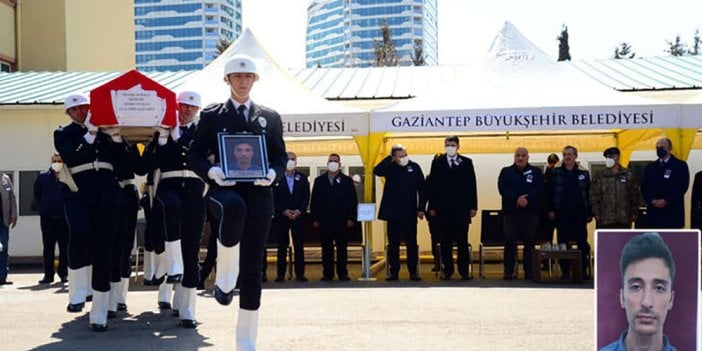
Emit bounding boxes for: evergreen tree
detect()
[412,39,426,66]
[214,37,233,59]
[614,42,636,59]
[689,29,700,55]
[374,19,400,67]
[557,25,571,61]
[665,35,687,56]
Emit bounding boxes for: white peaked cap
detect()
[63,93,89,110]
[176,91,202,108]
[224,54,258,78]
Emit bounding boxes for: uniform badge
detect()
[407,166,414,172]
[295,174,300,181]
[336,177,341,184]
[619,176,627,183]
[258,117,267,128]
[578,174,586,181]
[526,174,533,183]
[664,169,672,179]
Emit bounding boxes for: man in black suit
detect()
[642,138,689,229]
[271,151,310,282]
[187,54,286,350]
[426,136,477,280]
[310,153,358,281]
[373,144,425,281]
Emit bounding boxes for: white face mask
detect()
[51,162,63,172]
[286,160,296,171]
[327,161,340,173]
[398,156,409,167]
[445,146,457,157]
[605,158,616,168]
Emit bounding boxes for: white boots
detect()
[89,290,109,330]
[164,240,184,277]
[67,266,90,305]
[215,240,240,293]
[143,249,155,282]
[158,280,174,308]
[236,308,259,351]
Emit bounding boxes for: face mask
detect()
[286,160,296,171]
[604,158,615,168]
[398,156,409,167]
[656,147,667,159]
[51,162,63,172]
[327,162,340,173]
[445,146,457,157]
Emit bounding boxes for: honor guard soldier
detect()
[142,91,206,328]
[108,142,143,318]
[187,54,286,349]
[54,93,130,331]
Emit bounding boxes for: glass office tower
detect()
[135,0,242,71]
[306,0,438,68]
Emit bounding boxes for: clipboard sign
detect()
[357,203,376,222]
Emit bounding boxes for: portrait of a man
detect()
[596,230,699,351]
[219,135,268,180]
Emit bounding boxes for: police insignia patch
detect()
[258,117,267,128]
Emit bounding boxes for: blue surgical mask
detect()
[656,147,667,159]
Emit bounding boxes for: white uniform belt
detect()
[118,179,136,188]
[160,170,200,180]
[70,161,114,174]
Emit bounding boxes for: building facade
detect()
[135,0,242,71]
[306,0,438,68]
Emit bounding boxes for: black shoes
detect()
[503,274,514,281]
[196,280,205,290]
[90,323,108,332]
[38,277,54,284]
[166,274,182,284]
[320,276,333,282]
[60,276,68,283]
[213,285,234,306]
[158,302,172,310]
[295,275,308,282]
[85,295,93,302]
[409,274,421,281]
[107,311,117,319]
[461,275,472,281]
[173,310,179,317]
[274,276,285,282]
[145,276,165,286]
[179,319,197,329]
[385,274,398,281]
[440,273,452,280]
[117,303,127,312]
[261,274,268,283]
[338,276,351,281]
[0,279,13,285]
[67,302,85,313]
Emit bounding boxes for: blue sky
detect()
[243,0,702,68]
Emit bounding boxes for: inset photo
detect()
[595,230,700,351]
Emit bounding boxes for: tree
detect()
[689,29,700,56]
[374,19,399,67]
[614,42,636,59]
[412,39,426,66]
[556,25,571,61]
[665,35,687,56]
[214,37,233,59]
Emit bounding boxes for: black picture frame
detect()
[218,133,269,181]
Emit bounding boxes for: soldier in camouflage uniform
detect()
[590,147,642,229]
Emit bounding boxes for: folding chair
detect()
[479,209,509,278]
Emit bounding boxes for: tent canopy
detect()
[179,29,368,137]
[371,22,698,134]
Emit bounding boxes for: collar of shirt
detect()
[231,99,252,113]
[603,331,676,351]
[660,155,671,164]
[446,155,457,164]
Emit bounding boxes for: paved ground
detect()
[0,263,594,351]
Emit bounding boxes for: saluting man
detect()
[187,54,286,350]
[54,93,130,332]
[142,91,206,328]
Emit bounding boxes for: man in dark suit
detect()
[33,153,70,284]
[642,138,689,229]
[187,54,286,350]
[310,153,358,281]
[271,151,310,282]
[426,136,477,280]
[373,144,425,281]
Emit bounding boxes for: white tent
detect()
[179,29,368,137]
[372,22,698,133]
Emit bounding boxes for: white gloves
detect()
[154,126,169,146]
[254,168,276,187]
[170,125,181,142]
[83,112,98,144]
[102,127,122,143]
[208,166,237,187]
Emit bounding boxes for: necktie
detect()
[237,105,247,124]
[450,158,456,168]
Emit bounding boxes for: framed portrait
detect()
[218,133,269,181]
[595,229,700,351]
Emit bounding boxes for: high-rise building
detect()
[135,0,242,71]
[306,0,437,68]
